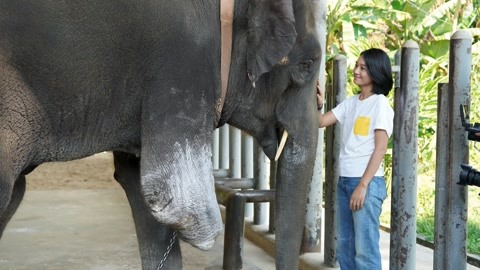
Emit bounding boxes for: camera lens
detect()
[459,164,480,187]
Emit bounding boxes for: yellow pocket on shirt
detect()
[354,116,370,136]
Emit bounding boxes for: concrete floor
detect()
[0,189,275,270]
[1,188,478,270]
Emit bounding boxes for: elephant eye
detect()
[301,60,313,72]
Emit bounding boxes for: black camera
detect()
[458,105,480,190]
[459,164,480,187]
[460,104,480,142]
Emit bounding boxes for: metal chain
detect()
[156,230,177,270]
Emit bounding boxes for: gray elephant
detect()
[0,0,321,269]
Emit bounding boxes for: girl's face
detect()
[353,56,373,89]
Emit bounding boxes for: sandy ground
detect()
[8,152,477,270]
[26,152,119,190]
[7,152,275,270]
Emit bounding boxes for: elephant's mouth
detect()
[262,125,288,161]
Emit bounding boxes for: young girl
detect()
[317,48,394,269]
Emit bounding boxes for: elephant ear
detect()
[247,0,297,84]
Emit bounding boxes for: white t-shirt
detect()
[331,94,394,177]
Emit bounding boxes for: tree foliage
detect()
[325,0,480,255]
[326,0,480,173]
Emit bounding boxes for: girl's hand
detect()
[350,184,367,211]
[316,81,323,110]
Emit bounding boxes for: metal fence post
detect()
[241,132,254,218]
[219,125,230,171]
[390,40,419,270]
[323,54,347,266]
[254,143,269,225]
[434,83,449,269]
[435,29,472,270]
[213,129,220,170]
[229,126,241,179]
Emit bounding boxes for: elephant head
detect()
[222,0,321,268]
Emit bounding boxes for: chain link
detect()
[156,230,177,270]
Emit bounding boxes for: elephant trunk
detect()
[274,110,318,269]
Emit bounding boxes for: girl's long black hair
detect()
[360,48,393,96]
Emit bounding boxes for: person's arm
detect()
[349,129,389,211]
[317,83,337,128]
[318,111,337,128]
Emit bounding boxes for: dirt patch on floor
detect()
[26,152,119,190]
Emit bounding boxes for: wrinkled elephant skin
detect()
[0,1,321,269]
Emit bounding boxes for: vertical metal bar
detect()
[219,125,230,171]
[323,54,347,266]
[254,143,269,225]
[223,194,246,270]
[442,30,472,270]
[390,40,420,270]
[434,83,449,269]
[394,50,401,89]
[213,128,220,170]
[301,0,327,254]
[229,126,242,178]
[242,132,254,219]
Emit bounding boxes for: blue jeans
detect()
[336,176,387,270]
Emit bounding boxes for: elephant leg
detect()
[0,175,26,238]
[113,151,182,270]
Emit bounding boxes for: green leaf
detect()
[419,0,457,28]
[391,0,405,11]
[353,24,368,39]
[420,40,450,58]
